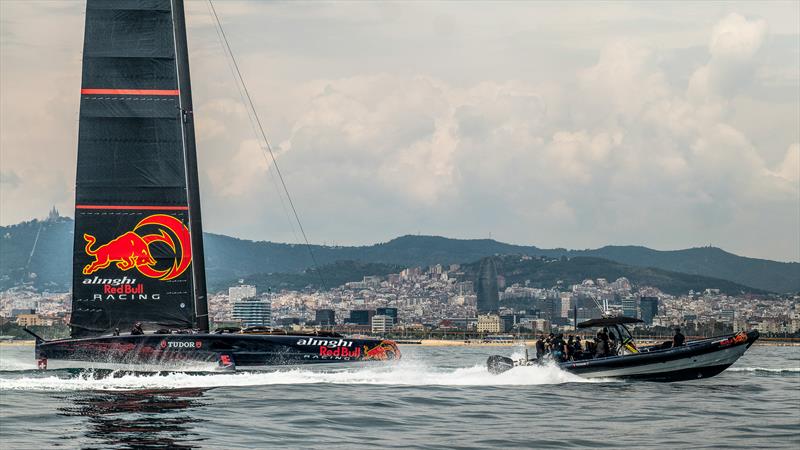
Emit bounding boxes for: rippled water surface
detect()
[1,344,798,449]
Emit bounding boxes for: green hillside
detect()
[219,255,762,296]
[461,256,768,296]
[1,218,796,293]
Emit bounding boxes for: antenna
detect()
[589,296,610,317]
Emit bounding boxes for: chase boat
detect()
[487,317,758,382]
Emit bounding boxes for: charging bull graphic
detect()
[82,214,192,281]
[363,341,400,361]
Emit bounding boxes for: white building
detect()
[560,294,572,318]
[229,285,257,303]
[232,297,272,327]
[371,315,394,334]
[791,314,800,334]
[519,318,551,334]
[477,314,502,333]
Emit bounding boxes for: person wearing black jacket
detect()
[549,334,568,362]
[572,336,583,360]
[673,327,686,347]
[535,335,546,360]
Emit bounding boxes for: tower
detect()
[476,257,499,313]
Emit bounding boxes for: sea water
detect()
[0,344,798,449]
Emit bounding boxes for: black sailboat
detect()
[29,0,400,371]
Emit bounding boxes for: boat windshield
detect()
[610,323,640,354]
[614,324,635,343]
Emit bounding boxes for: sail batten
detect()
[70,0,200,338]
[81,89,179,95]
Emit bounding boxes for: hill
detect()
[1,218,796,293]
[578,245,798,296]
[227,256,762,296]
[224,261,404,293]
[460,256,766,296]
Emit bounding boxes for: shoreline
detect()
[406,339,800,347]
[1,339,797,347]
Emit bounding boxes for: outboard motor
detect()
[487,355,515,374]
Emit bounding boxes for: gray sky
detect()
[1,1,798,262]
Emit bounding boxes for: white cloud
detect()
[1,2,798,261]
[777,143,800,183]
[690,13,768,99]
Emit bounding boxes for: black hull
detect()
[488,330,759,382]
[608,363,733,382]
[34,333,400,371]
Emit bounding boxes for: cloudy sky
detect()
[1,1,798,262]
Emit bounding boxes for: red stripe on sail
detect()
[76,205,189,211]
[80,89,179,96]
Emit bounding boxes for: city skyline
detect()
[4,257,798,337]
[1,1,798,262]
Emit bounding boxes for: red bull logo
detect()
[319,346,361,358]
[82,214,191,281]
[363,340,400,361]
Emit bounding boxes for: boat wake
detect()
[0,359,602,392]
[727,367,800,374]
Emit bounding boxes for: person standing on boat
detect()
[535,335,546,360]
[673,328,686,347]
[572,336,583,360]
[566,335,575,360]
[551,334,568,362]
[594,330,610,358]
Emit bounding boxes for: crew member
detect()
[551,334,567,362]
[112,328,120,336]
[595,330,610,358]
[130,322,144,336]
[573,336,583,360]
[673,327,686,347]
[566,335,575,361]
[535,335,546,360]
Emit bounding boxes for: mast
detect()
[172,0,209,332]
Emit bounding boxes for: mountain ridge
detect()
[230,256,765,297]
[1,218,797,293]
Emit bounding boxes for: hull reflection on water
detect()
[58,388,208,449]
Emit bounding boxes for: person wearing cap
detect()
[673,327,686,347]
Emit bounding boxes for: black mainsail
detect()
[70,0,207,337]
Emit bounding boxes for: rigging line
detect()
[203,1,301,247]
[26,221,44,269]
[208,0,327,289]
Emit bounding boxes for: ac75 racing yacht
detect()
[26,0,400,371]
